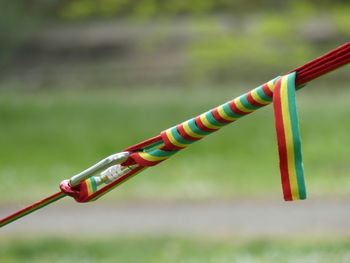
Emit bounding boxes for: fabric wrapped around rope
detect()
[123,72,306,201]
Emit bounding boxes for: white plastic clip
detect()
[69,152,130,186]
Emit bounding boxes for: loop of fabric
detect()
[60,179,90,202]
[60,165,145,202]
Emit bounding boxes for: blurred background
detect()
[1,0,350,262]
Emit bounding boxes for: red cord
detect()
[124,135,162,152]
[291,42,350,86]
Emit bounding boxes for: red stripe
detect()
[129,152,164,167]
[228,101,248,116]
[177,124,200,141]
[246,92,266,107]
[195,117,217,132]
[262,83,273,98]
[212,108,233,124]
[272,78,292,201]
[124,135,162,151]
[160,130,185,150]
[80,181,89,200]
[121,158,138,166]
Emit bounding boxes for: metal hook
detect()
[69,152,130,186]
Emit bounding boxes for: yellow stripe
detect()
[121,166,133,173]
[234,97,255,113]
[165,129,188,148]
[280,76,300,200]
[138,152,169,162]
[86,179,93,195]
[251,89,271,105]
[217,105,238,121]
[267,80,275,92]
[182,121,205,139]
[199,114,221,130]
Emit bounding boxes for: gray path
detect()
[1,198,350,237]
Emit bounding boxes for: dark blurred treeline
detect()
[2,0,349,19]
[0,0,349,88]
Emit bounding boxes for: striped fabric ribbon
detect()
[79,177,98,198]
[129,73,306,201]
[273,72,306,200]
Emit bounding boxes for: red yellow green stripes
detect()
[0,191,66,228]
[273,72,306,201]
[131,78,277,167]
[131,148,179,166]
[80,176,98,196]
[130,74,306,201]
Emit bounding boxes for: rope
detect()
[292,41,350,86]
[1,42,349,228]
[0,192,66,228]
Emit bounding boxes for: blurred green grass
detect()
[1,236,350,263]
[1,82,350,203]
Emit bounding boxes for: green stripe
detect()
[143,140,164,151]
[205,111,227,127]
[122,166,133,174]
[90,177,98,192]
[147,149,179,157]
[171,127,195,145]
[255,86,273,102]
[286,72,306,199]
[188,119,212,135]
[222,103,242,118]
[239,95,260,110]
[296,84,307,91]
[271,76,280,84]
